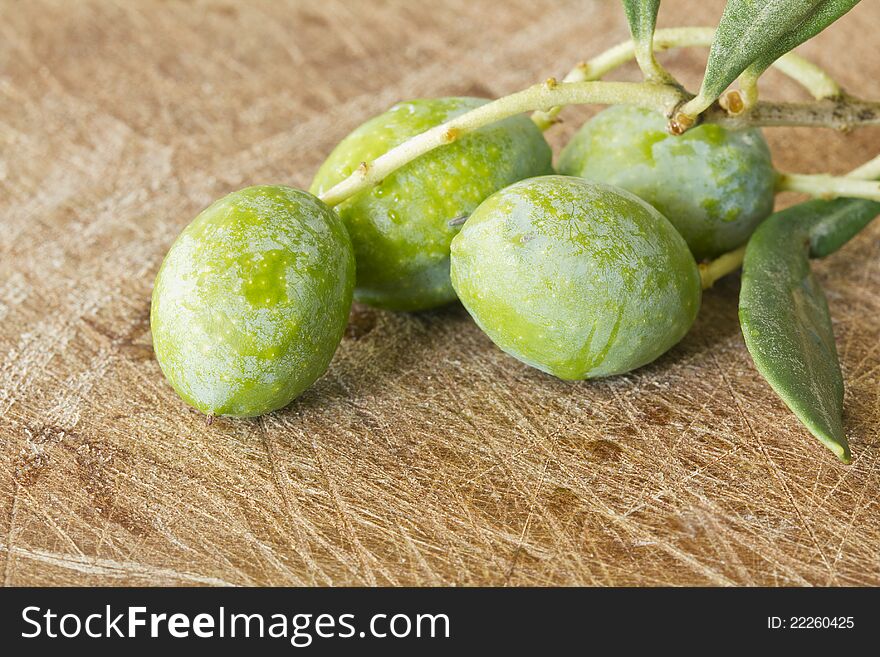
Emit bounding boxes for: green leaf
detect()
[808,197,880,257]
[699,1,821,106]
[622,0,661,45]
[739,197,880,462]
[620,1,668,82]
[744,0,861,81]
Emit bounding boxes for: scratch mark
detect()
[2,482,21,586]
[0,544,239,586]
[707,340,837,584]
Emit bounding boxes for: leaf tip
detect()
[816,427,851,464]
[832,441,852,465]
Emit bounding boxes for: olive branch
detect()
[318,23,880,286]
[315,1,879,462]
[319,26,880,212]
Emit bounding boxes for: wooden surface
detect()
[2,0,879,587]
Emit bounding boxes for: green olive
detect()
[150,185,355,417]
[557,105,776,260]
[450,175,701,379]
[310,97,552,311]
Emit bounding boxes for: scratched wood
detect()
[1,0,879,587]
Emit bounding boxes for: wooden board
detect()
[2,0,879,587]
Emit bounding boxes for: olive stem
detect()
[634,45,676,88]
[675,73,855,131]
[753,56,841,101]
[318,80,683,207]
[735,59,842,115]
[699,245,747,290]
[704,97,880,131]
[848,153,880,181]
[776,173,880,202]
[532,27,842,129]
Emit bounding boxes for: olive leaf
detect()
[739,197,880,462]
[743,0,861,85]
[621,1,668,82]
[682,0,859,117]
[808,198,880,258]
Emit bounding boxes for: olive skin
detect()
[151,186,355,417]
[310,97,552,311]
[557,105,776,260]
[450,176,701,380]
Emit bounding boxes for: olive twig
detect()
[736,78,759,112]
[776,151,880,202]
[742,55,842,102]
[725,48,843,115]
[848,153,880,181]
[776,173,880,202]
[705,97,880,131]
[531,27,842,130]
[320,33,868,208]
[318,80,683,207]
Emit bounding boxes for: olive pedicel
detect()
[151,186,354,417]
[151,3,880,462]
[311,97,552,311]
[450,176,701,379]
[558,105,776,260]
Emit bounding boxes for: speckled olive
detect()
[450,176,701,379]
[557,105,776,260]
[150,185,355,417]
[310,97,552,311]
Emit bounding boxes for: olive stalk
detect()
[699,245,747,289]
[771,55,842,100]
[531,27,841,129]
[318,80,682,207]
[706,97,880,131]
[776,173,880,201]
[742,54,842,102]
[848,152,880,180]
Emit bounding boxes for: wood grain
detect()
[1,0,879,586]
